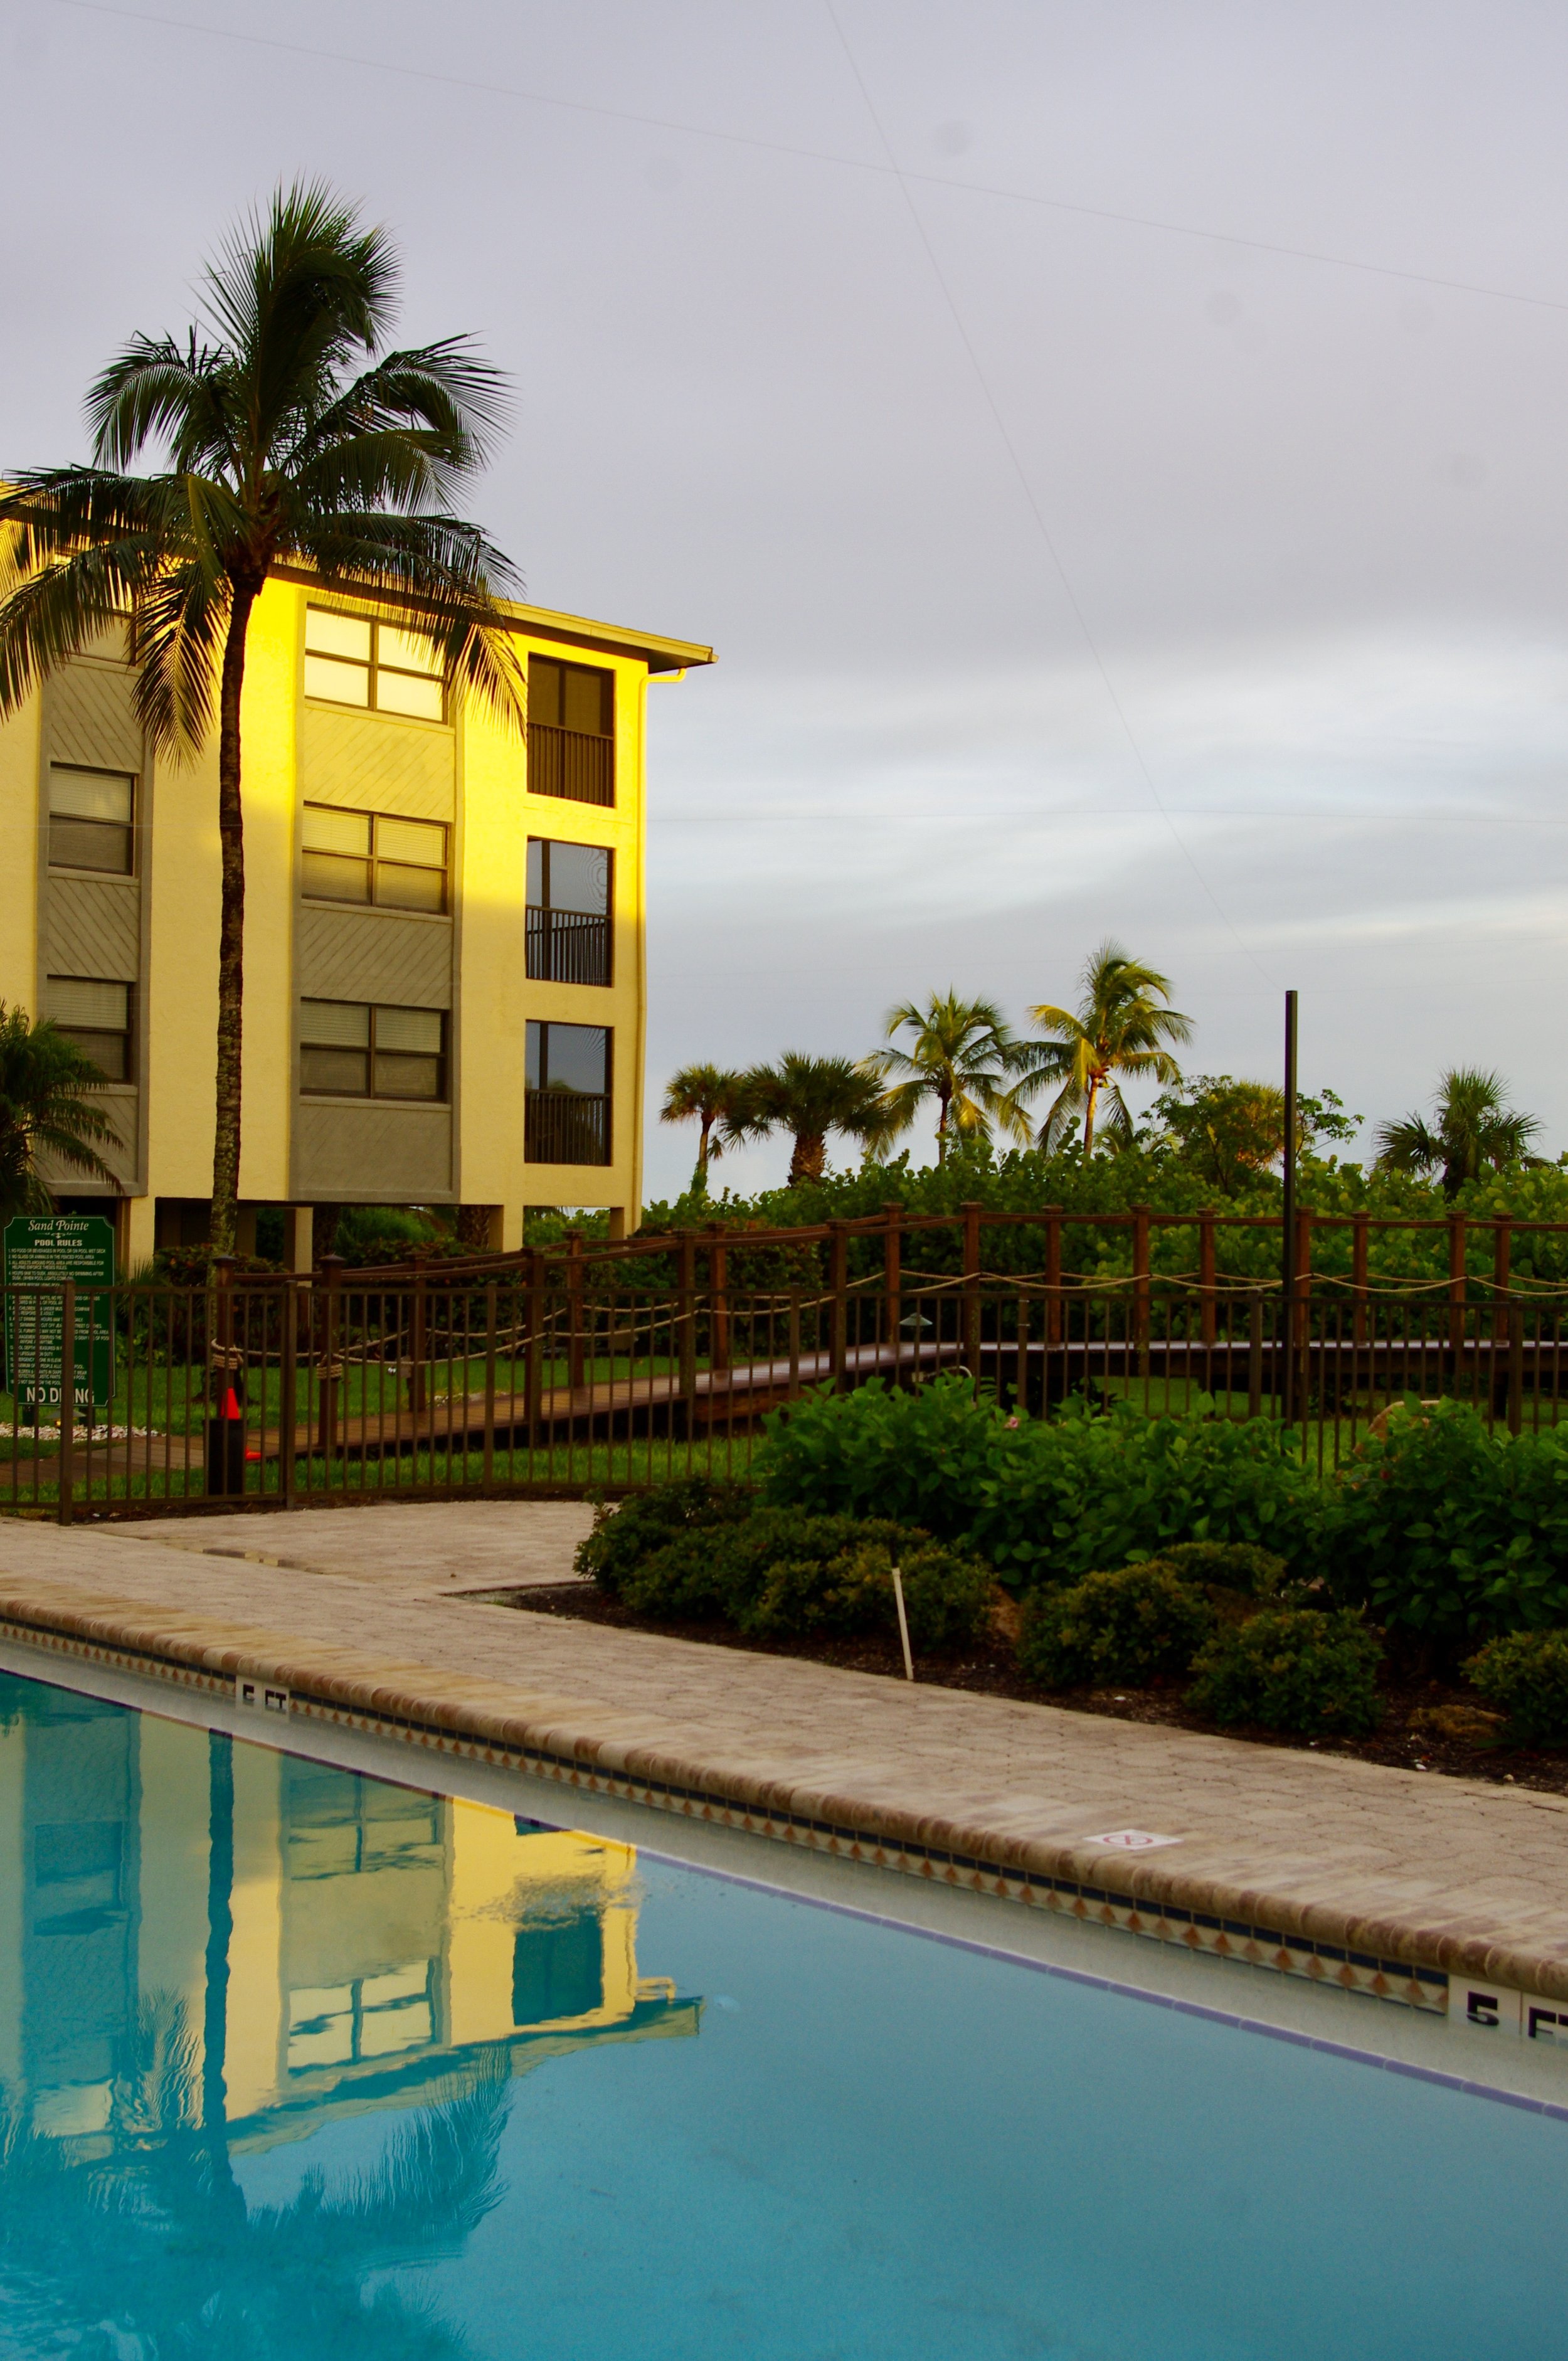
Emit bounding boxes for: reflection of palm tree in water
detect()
[0,1726,507,2360]
[0,2002,508,2358]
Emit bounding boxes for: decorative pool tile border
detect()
[0,1607,1449,2017]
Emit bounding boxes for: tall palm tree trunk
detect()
[1082,1078,1100,1157]
[790,1130,826,1185]
[211,587,256,1255]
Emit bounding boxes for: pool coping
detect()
[3,1583,1565,2019]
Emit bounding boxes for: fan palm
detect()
[660,1063,750,1190]
[1376,1068,1540,1199]
[739,1052,896,1186]
[1019,940,1192,1155]
[0,180,522,1253]
[0,1004,117,1219]
[864,990,1030,1164]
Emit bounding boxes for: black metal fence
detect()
[3,1266,1566,1522]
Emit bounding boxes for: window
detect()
[304,607,445,721]
[526,1021,611,1164]
[301,805,448,913]
[45,977,131,1081]
[300,1000,446,1100]
[526,839,612,985]
[527,656,614,805]
[49,767,134,874]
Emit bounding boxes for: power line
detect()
[48,0,1568,318]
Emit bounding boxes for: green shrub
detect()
[619,1504,991,1648]
[756,1374,1018,1534]
[1324,1400,1568,1650]
[1463,1629,1568,1746]
[739,1534,992,1647]
[1186,1609,1382,1736]
[759,1380,1326,1591]
[1150,1541,1288,1598]
[574,1477,755,1596]
[1017,1561,1214,1689]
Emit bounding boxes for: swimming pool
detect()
[0,1660,1564,2361]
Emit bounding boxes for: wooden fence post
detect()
[316,1255,344,1467]
[707,1221,730,1373]
[1044,1204,1062,1347]
[677,1232,698,1433]
[1293,1207,1312,1414]
[828,1221,848,1390]
[1198,1207,1217,1348]
[1131,1202,1151,1367]
[883,1203,903,1378]
[408,1272,428,1418]
[523,1249,544,1448]
[483,1280,499,1487]
[1493,1216,1512,1341]
[566,1231,586,1392]
[1448,1210,1468,1391]
[961,1201,981,1380]
[1352,1211,1370,1350]
[280,1278,299,1507]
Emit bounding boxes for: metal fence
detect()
[6,1261,1568,1522]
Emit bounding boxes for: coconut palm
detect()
[1377,1068,1540,1199]
[0,1004,117,1219]
[0,181,522,1254]
[1019,940,1192,1155]
[739,1053,895,1186]
[864,990,1030,1164]
[660,1064,750,1191]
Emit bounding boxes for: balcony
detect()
[526,1089,612,1165]
[526,908,612,987]
[527,723,614,807]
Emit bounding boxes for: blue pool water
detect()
[0,1665,1563,2360]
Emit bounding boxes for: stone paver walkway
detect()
[117,1499,593,1591]
[1,1509,1566,1998]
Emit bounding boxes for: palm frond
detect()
[86,332,235,474]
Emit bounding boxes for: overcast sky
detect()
[5,0,1567,1200]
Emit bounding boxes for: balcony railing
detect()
[526,1089,612,1166]
[527,723,615,807]
[526,908,612,987]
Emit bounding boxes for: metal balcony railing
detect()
[525,1089,612,1166]
[526,723,614,807]
[526,908,612,987]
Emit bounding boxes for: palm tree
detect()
[864,990,1030,1164]
[740,1052,895,1186]
[0,1004,117,1220]
[1019,940,1192,1155]
[0,181,522,1253]
[660,1064,750,1191]
[1377,1068,1540,1198]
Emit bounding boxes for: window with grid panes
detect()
[299,1000,446,1100]
[46,977,132,1080]
[304,608,445,721]
[49,767,134,874]
[301,805,448,912]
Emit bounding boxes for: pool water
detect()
[0,1664,1563,2360]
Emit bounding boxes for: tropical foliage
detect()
[1019,940,1192,1154]
[0,181,521,1252]
[0,1004,116,1219]
[660,1063,750,1189]
[863,990,1029,1163]
[1377,1068,1540,1198]
[734,1051,896,1185]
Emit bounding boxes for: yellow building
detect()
[0,576,713,1265]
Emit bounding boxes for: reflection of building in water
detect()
[0,1676,697,2155]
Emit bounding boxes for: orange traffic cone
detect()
[223,1387,242,1421]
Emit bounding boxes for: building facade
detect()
[0,574,712,1265]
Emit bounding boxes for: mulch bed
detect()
[488,1583,1568,1800]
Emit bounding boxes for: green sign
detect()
[3,1216,115,1414]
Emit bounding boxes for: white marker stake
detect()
[892,1566,914,1682]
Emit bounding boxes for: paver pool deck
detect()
[0,1501,1565,2005]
